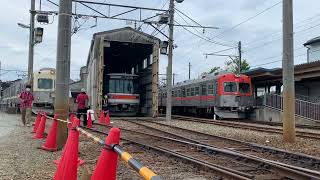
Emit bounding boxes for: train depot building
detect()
[85,27,160,117]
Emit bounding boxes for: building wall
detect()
[295,81,320,98]
[309,42,320,62]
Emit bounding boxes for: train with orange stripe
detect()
[159,72,254,119]
[102,74,140,116]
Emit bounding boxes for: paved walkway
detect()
[0,112,19,141]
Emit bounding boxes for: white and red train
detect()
[158,72,254,119]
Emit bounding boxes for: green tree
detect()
[208,66,221,74]
[225,58,250,74]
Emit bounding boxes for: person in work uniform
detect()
[76,88,89,126]
[19,84,34,126]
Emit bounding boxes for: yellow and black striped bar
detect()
[38,112,161,180]
[76,127,105,145]
[113,145,161,180]
[36,112,70,124]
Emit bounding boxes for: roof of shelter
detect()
[304,36,320,46]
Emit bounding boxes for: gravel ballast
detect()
[0,113,220,179]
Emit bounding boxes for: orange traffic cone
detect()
[68,113,75,129]
[33,113,46,139]
[99,111,105,124]
[87,112,93,128]
[91,128,120,180]
[41,114,58,151]
[104,111,110,126]
[53,118,80,180]
[54,117,85,166]
[33,112,42,133]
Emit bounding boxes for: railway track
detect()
[169,115,320,140]
[86,120,320,180]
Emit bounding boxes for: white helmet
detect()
[81,88,86,92]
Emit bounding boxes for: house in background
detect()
[304,36,320,62]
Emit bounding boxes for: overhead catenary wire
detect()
[212,1,282,39]
[250,48,320,68]
[174,20,235,48]
[244,13,320,46]
[243,22,320,54]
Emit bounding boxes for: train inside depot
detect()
[159,72,254,119]
[85,27,160,117]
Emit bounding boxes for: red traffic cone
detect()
[41,114,58,151]
[99,111,105,124]
[87,112,93,128]
[91,128,120,180]
[33,113,46,139]
[104,111,110,126]
[68,113,75,129]
[33,112,42,133]
[53,118,80,180]
[54,117,85,166]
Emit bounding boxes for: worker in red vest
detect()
[76,88,89,126]
[19,84,34,126]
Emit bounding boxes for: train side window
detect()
[177,90,181,97]
[187,88,190,96]
[195,87,200,96]
[182,88,186,97]
[191,88,195,96]
[201,84,207,95]
[208,84,214,94]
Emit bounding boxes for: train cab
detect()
[103,74,140,116]
[32,68,56,114]
[214,73,254,118]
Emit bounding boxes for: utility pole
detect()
[282,0,295,143]
[238,41,242,74]
[28,0,35,87]
[188,62,191,80]
[0,61,1,99]
[166,0,174,121]
[173,73,175,85]
[55,0,72,149]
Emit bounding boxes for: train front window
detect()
[38,78,53,89]
[224,82,237,92]
[239,83,250,94]
[109,79,135,94]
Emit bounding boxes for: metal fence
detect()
[265,93,320,121]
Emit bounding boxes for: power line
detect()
[250,48,320,68]
[212,1,281,39]
[174,20,235,47]
[244,13,320,46]
[243,22,320,53]
[206,47,236,54]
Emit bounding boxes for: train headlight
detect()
[37,97,40,101]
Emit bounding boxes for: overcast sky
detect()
[1,0,320,82]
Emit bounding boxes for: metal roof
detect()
[304,36,320,46]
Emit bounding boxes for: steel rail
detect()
[170,115,320,140]
[129,119,320,174]
[133,119,320,169]
[92,122,320,179]
[81,127,253,179]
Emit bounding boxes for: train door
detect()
[200,84,207,107]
